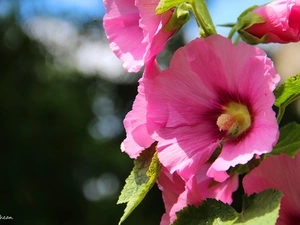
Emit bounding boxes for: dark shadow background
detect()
[0,1,185,225]
[1,1,299,225]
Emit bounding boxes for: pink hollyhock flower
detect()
[245,0,300,43]
[146,34,280,181]
[157,168,186,225]
[158,165,238,225]
[120,58,159,158]
[243,152,300,225]
[103,0,175,72]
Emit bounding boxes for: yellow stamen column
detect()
[216,103,251,137]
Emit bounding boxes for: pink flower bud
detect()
[245,0,300,43]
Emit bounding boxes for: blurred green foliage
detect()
[0,12,167,225]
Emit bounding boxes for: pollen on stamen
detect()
[216,103,252,137]
[216,113,235,131]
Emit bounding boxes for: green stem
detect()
[185,3,200,27]
[276,107,285,124]
[190,0,217,37]
[233,34,240,45]
[228,25,237,39]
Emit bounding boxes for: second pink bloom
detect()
[103,0,175,72]
[146,35,280,181]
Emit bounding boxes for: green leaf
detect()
[172,189,282,225]
[117,144,162,225]
[156,0,187,14]
[274,74,300,108]
[235,189,282,225]
[218,23,236,28]
[236,6,264,30]
[269,122,300,157]
[238,29,268,45]
[274,74,300,123]
[163,3,190,32]
[172,199,238,225]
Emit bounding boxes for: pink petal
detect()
[136,0,175,62]
[147,35,279,180]
[121,59,159,158]
[103,0,174,72]
[157,167,186,225]
[243,152,300,224]
[189,164,239,204]
[208,111,279,179]
[158,163,239,225]
[155,124,222,180]
[103,0,145,72]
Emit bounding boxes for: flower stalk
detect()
[190,0,217,37]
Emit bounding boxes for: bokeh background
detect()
[1,0,299,225]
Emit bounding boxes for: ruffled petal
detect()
[103,0,145,72]
[121,59,159,158]
[147,35,279,179]
[103,0,174,72]
[243,152,300,224]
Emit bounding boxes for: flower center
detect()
[216,102,251,136]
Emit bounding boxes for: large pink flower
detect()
[103,0,175,72]
[120,58,159,158]
[158,164,238,225]
[243,152,300,225]
[146,34,280,181]
[245,0,300,43]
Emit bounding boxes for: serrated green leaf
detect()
[156,0,187,14]
[172,199,238,225]
[274,74,300,123]
[172,189,282,225]
[274,74,300,108]
[269,122,300,157]
[235,189,282,225]
[117,144,162,225]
